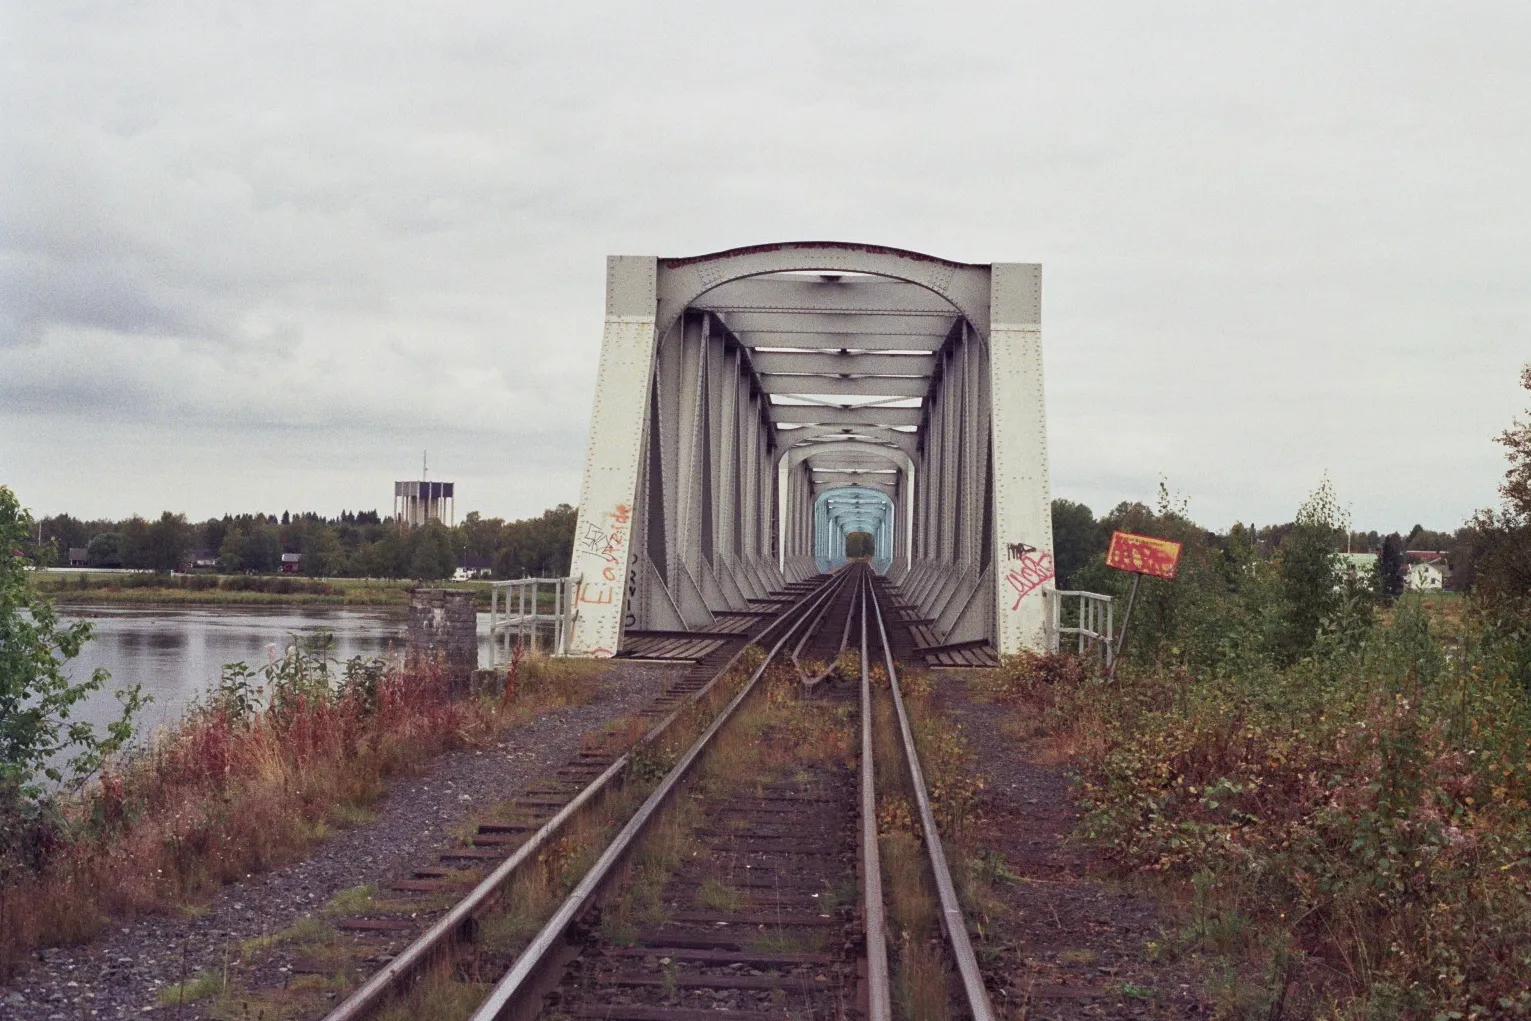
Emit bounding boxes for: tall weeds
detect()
[992,602,1531,1017]
[0,643,602,978]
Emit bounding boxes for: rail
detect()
[869,576,998,1021]
[487,576,574,658]
[468,572,854,1020]
[857,570,893,1021]
[319,575,832,1021]
[326,564,994,1021]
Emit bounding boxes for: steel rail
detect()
[468,571,855,1021]
[795,561,861,688]
[789,571,840,681]
[319,575,839,1021]
[858,569,894,1021]
[868,577,997,1021]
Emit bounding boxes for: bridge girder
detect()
[568,242,1053,659]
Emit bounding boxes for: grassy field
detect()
[28,572,501,607]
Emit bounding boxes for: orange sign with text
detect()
[1106,531,1182,580]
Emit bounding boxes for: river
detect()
[55,603,506,737]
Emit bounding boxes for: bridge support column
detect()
[568,256,659,657]
[989,264,1054,654]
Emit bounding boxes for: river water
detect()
[56,603,504,736]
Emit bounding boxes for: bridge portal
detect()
[566,242,1054,659]
[817,486,894,575]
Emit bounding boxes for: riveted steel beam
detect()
[756,374,930,398]
[770,406,924,427]
[749,351,936,376]
[693,277,960,317]
[777,427,920,456]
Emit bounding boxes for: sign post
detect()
[1104,531,1182,679]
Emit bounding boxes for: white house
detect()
[1404,558,1447,592]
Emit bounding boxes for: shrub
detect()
[0,486,144,870]
[0,633,604,978]
[1031,602,1531,1015]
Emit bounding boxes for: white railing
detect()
[488,577,575,659]
[1045,589,1114,666]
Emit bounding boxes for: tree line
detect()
[22,505,577,582]
[1048,362,1531,662]
[1052,493,1485,598]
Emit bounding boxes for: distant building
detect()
[1335,552,1378,580]
[453,555,492,581]
[394,481,455,527]
[1403,552,1449,592]
[67,547,87,568]
[281,553,303,574]
[187,548,219,571]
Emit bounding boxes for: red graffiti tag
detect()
[1005,551,1055,610]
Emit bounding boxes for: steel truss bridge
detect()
[567,242,1055,663]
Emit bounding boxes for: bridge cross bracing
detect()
[566,242,1054,659]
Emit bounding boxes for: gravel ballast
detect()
[935,674,1210,1019]
[1,663,678,1020]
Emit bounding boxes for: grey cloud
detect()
[2,1,1529,527]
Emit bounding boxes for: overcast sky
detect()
[3,1,1527,533]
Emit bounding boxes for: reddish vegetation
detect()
[988,636,1531,1018]
[0,655,589,979]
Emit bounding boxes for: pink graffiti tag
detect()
[1005,551,1055,610]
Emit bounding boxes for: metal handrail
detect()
[1045,588,1114,665]
[488,576,574,657]
[868,578,997,1021]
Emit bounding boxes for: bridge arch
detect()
[568,242,1053,660]
[814,485,896,574]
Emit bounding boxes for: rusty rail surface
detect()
[320,573,843,1021]
[326,562,996,1021]
[869,575,997,1021]
[467,570,856,1020]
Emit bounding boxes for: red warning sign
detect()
[1106,531,1182,580]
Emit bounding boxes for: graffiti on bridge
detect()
[1003,540,1054,610]
[576,503,632,607]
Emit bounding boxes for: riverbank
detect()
[28,572,497,607]
[0,661,674,1018]
[0,651,617,981]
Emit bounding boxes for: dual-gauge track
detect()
[322,565,993,1021]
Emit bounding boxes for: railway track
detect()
[321,564,993,1021]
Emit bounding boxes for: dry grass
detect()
[0,652,609,978]
[371,963,491,1021]
[985,621,1531,1018]
[872,677,958,1021]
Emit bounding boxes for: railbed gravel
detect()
[0,662,680,1020]
[934,674,1209,1019]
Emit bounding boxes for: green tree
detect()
[300,524,347,577]
[1050,498,1104,590]
[217,526,246,573]
[242,525,281,573]
[1274,478,1344,663]
[117,517,151,569]
[1377,532,1406,601]
[1,487,145,859]
[144,511,193,572]
[1462,364,1531,627]
[407,521,456,580]
[85,532,123,568]
[1499,363,1531,519]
